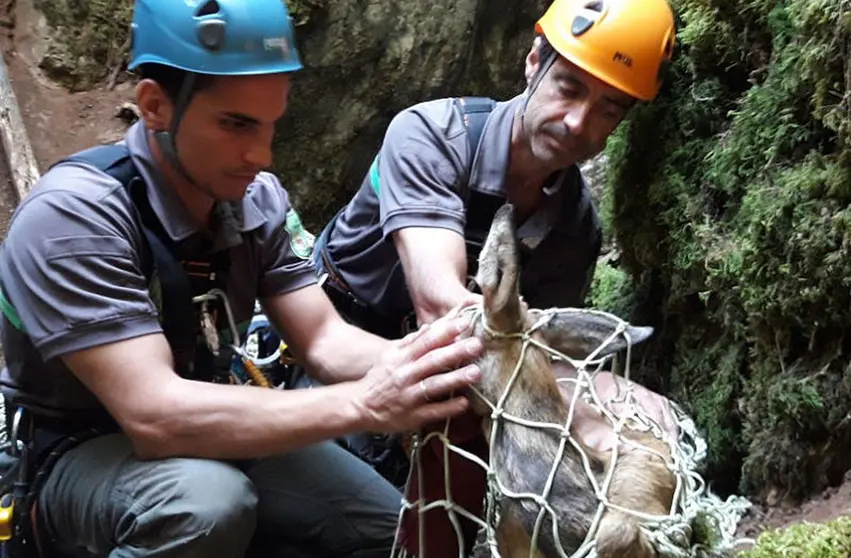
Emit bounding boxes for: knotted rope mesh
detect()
[391,305,752,558]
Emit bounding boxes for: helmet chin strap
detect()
[519,47,558,146]
[154,73,202,188]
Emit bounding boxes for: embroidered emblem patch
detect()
[285,208,315,260]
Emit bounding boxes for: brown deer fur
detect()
[463,204,677,558]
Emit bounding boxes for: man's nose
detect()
[563,102,593,137]
[243,128,274,169]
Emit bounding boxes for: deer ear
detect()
[476,204,522,331]
[528,308,653,361]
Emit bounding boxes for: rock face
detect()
[32,0,133,91]
[274,0,550,229]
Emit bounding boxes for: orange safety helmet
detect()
[535,0,676,101]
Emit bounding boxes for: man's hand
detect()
[553,361,679,452]
[353,314,484,433]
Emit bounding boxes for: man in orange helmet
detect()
[310,0,676,553]
[313,0,675,338]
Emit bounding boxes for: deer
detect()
[461,203,679,558]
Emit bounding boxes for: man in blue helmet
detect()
[0,0,484,556]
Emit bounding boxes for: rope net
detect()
[391,305,752,558]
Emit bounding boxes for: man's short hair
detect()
[535,36,557,82]
[134,63,217,101]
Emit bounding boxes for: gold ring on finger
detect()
[419,379,433,403]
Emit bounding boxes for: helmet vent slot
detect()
[197,19,226,51]
[572,16,594,36]
[197,0,221,17]
[573,1,604,36]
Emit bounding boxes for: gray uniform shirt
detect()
[325,95,602,318]
[0,121,316,420]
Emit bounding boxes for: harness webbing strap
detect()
[0,145,229,379]
[58,146,202,372]
[454,96,496,201]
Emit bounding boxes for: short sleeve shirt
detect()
[0,121,316,417]
[325,95,602,318]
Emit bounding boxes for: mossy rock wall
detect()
[592,0,851,505]
[33,0,132,91]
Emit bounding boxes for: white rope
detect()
[392,305,752,558]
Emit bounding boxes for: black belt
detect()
[318,248,410,340]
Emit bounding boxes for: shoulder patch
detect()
[285,208,315,260]
[148,271,164,321]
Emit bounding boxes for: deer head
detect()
[467,204,654,415]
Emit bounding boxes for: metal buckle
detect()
[192,288,241,349]
[9,408,26,459]
[192,289,248,385]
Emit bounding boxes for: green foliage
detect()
[589,0,851,503]
[587,258,636,318]
[740,517,851,557]
[34,0,132,91]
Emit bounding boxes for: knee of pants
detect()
[120,458,259,547]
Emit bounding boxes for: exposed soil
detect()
[0,0,849,553]
[0,0,132,173]
[735,473,851,550]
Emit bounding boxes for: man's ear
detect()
[524,36,543,85]
[135,79,173,132]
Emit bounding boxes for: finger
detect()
[402,316,474,363]
[416,364,481,402]
[410,396,471,427]
[465,292,483,306]
[405,337,483,384]
[395,322,431,350]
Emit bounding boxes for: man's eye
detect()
[221,119,247,131]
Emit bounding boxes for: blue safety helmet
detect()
[128,0,303,76]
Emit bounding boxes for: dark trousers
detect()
[38,434,403,557]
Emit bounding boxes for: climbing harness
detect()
[392,304,752,558]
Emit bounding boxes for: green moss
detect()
[740,517,851,557]
[587,0,851,503]
[587,258,636,318]
[34,0,132,91]
[287,0,329,26]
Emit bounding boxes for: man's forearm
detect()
[260,286,391,385]
[410,276,474,325]
[394,227,476,325]
[135,375,370,460]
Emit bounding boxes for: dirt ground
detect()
[0,0,849,553]
[0,0,132,173]
[735,473,851,548]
